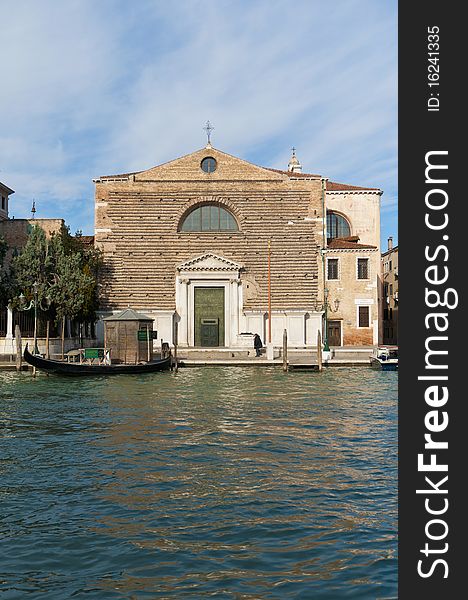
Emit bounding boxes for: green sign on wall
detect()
[137,330,158,341]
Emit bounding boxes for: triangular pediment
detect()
[132,146,286,182]
[177,253,243,272]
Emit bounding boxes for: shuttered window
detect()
[357,258,369,279]
[327,258,339,280]
[358,306,370,327]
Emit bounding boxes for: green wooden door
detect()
[194,287,225,347]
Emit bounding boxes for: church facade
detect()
[94,144,382,349]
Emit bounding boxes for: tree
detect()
[48,250,94,357]
[8,224,102,355]
[7,226,53,311]
[58,225,103,324]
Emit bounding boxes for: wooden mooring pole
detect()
[282,328,288,372]
[46,321,50,359]
[174,321,178,373]
[146,324,151,362]
[15,325,22,372]
[317,330,323,372]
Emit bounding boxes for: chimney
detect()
[388,236,393,251]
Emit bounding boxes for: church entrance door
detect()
[194,287,225,347]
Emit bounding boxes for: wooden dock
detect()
[1,347,375,371]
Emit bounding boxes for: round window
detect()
[201,157,217,173]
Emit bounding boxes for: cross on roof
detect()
[203,120,214,144]
[291,146,296,156]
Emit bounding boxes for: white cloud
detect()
[0,0,397,244]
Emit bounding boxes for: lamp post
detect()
[18,281,48,355]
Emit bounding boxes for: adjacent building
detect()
[381,237,398,345]
[94,144,383,348]
[0,181,14,222]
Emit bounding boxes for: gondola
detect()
[23,344,172,376]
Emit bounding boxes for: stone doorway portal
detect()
[194,287,225,347]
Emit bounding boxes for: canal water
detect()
[0,367,397,599]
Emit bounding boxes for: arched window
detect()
[180,204,239,232]
[326,211,351,239]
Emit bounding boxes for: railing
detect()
[0,309,96,339]
[12,310,59,338]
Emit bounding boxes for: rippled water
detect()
[0,367,397,599]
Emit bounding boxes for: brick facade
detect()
[94,145,382,347]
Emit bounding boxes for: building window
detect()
[326,211,351,239]
[180,204,238,231]
[200,157,217,173]
[357,257,369,279]
[358,305,370,327]
[327,258,339,280]
[1,196,5,210]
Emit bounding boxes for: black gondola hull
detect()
[23,345,171,375]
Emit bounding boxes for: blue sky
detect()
[0,0,397,249]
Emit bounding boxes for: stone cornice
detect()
[325,247,378,253]
[326,189,382,195]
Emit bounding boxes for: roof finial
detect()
[203,120,214,147]
[31,199,36,219]
[288,147,302,173]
